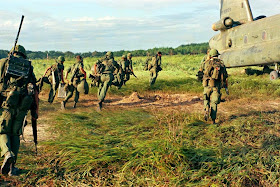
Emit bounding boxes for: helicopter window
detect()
[262,31,267,40]
[244,35,248,44]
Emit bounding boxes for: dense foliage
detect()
[0,43,209,59]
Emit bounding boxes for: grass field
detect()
[1,54,280,186]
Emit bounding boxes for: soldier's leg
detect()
[73,87,79,108]
[150,69,158,85]
[0,106,15,156]
[10,136,20,163]
[210,88,220,122]
[203,87,211,121]
[0,108,15,174]
[98,75,112,101]
[97,82,103,100]
[0,134,12,157]
[64,85,74,103]
[149,69,154,85]
[49,82,59,103]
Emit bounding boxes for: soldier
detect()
[124,53,134,84]
[145,51,162,86]
[38,56,65,103]
[0,45,38,176]
[61,55,86,109]
[111,54,123,89]
[95,51,119,110]
[202,49,228,124]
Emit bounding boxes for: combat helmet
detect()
[106,51,114,59]
[127,53,132,58]
[10,45,27,59]
[58,56,65,62]
[209,49,220,57]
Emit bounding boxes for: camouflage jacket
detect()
[67,60,84,81]
[45,62,64,80]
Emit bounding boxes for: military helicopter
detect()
[209,0,280,80]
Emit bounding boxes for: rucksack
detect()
[6,56,31,78]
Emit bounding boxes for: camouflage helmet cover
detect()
[106,51,113,58]
[209,49,220,57]
[58,56,65,62]
[127,53,132,58]
[10,45,27,58]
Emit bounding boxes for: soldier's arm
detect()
[65,67,71,81]
[61,70,64,83]
[129,60,133,72]
[43,66,51,77]
[80,67,87,79]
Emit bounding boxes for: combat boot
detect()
[1,152,14,175]
[8,164,19,176]
[61,101,66,110]
[204,110,209,121]
[97,101,103,111]
[212,119,216,124]
[73,102,77,108]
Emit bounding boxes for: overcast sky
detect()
[0,0,279,52]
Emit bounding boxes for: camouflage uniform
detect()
[0,45,37,175]
[202,49,228,124]
[62,56,86,109]
[96,52,119,110]
[145,52,162,86]
[39,56,65,103]
[111,55,123,89]
[124,53,134,84]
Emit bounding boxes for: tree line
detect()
[0,43,209,59]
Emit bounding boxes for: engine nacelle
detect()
[212,17,234,31]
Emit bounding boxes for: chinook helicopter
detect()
[209,0,280,80]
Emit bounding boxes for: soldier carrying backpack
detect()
[0,45,38,176]
[38,56,65,103]
[202,49,228,124]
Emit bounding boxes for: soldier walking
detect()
[0,45,38,176]
[145,51,162,86]
[124,53,134,84]
[38,56,65,103]
[202,49,228,124]
[61,55,86,109]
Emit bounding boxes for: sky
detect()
[0,0,279,52]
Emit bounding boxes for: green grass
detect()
[2,54,280,186]
[14,108,280,186]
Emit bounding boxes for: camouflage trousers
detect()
[112,72,123,89]
[98,73,113,102]
[40,77,59,103]
[123,72,130,83]
[149,68,158,86]
[0,93,33,162]
[64,84,79,103]
[203,86,221,121]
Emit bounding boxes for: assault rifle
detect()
[130,71,138,79]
